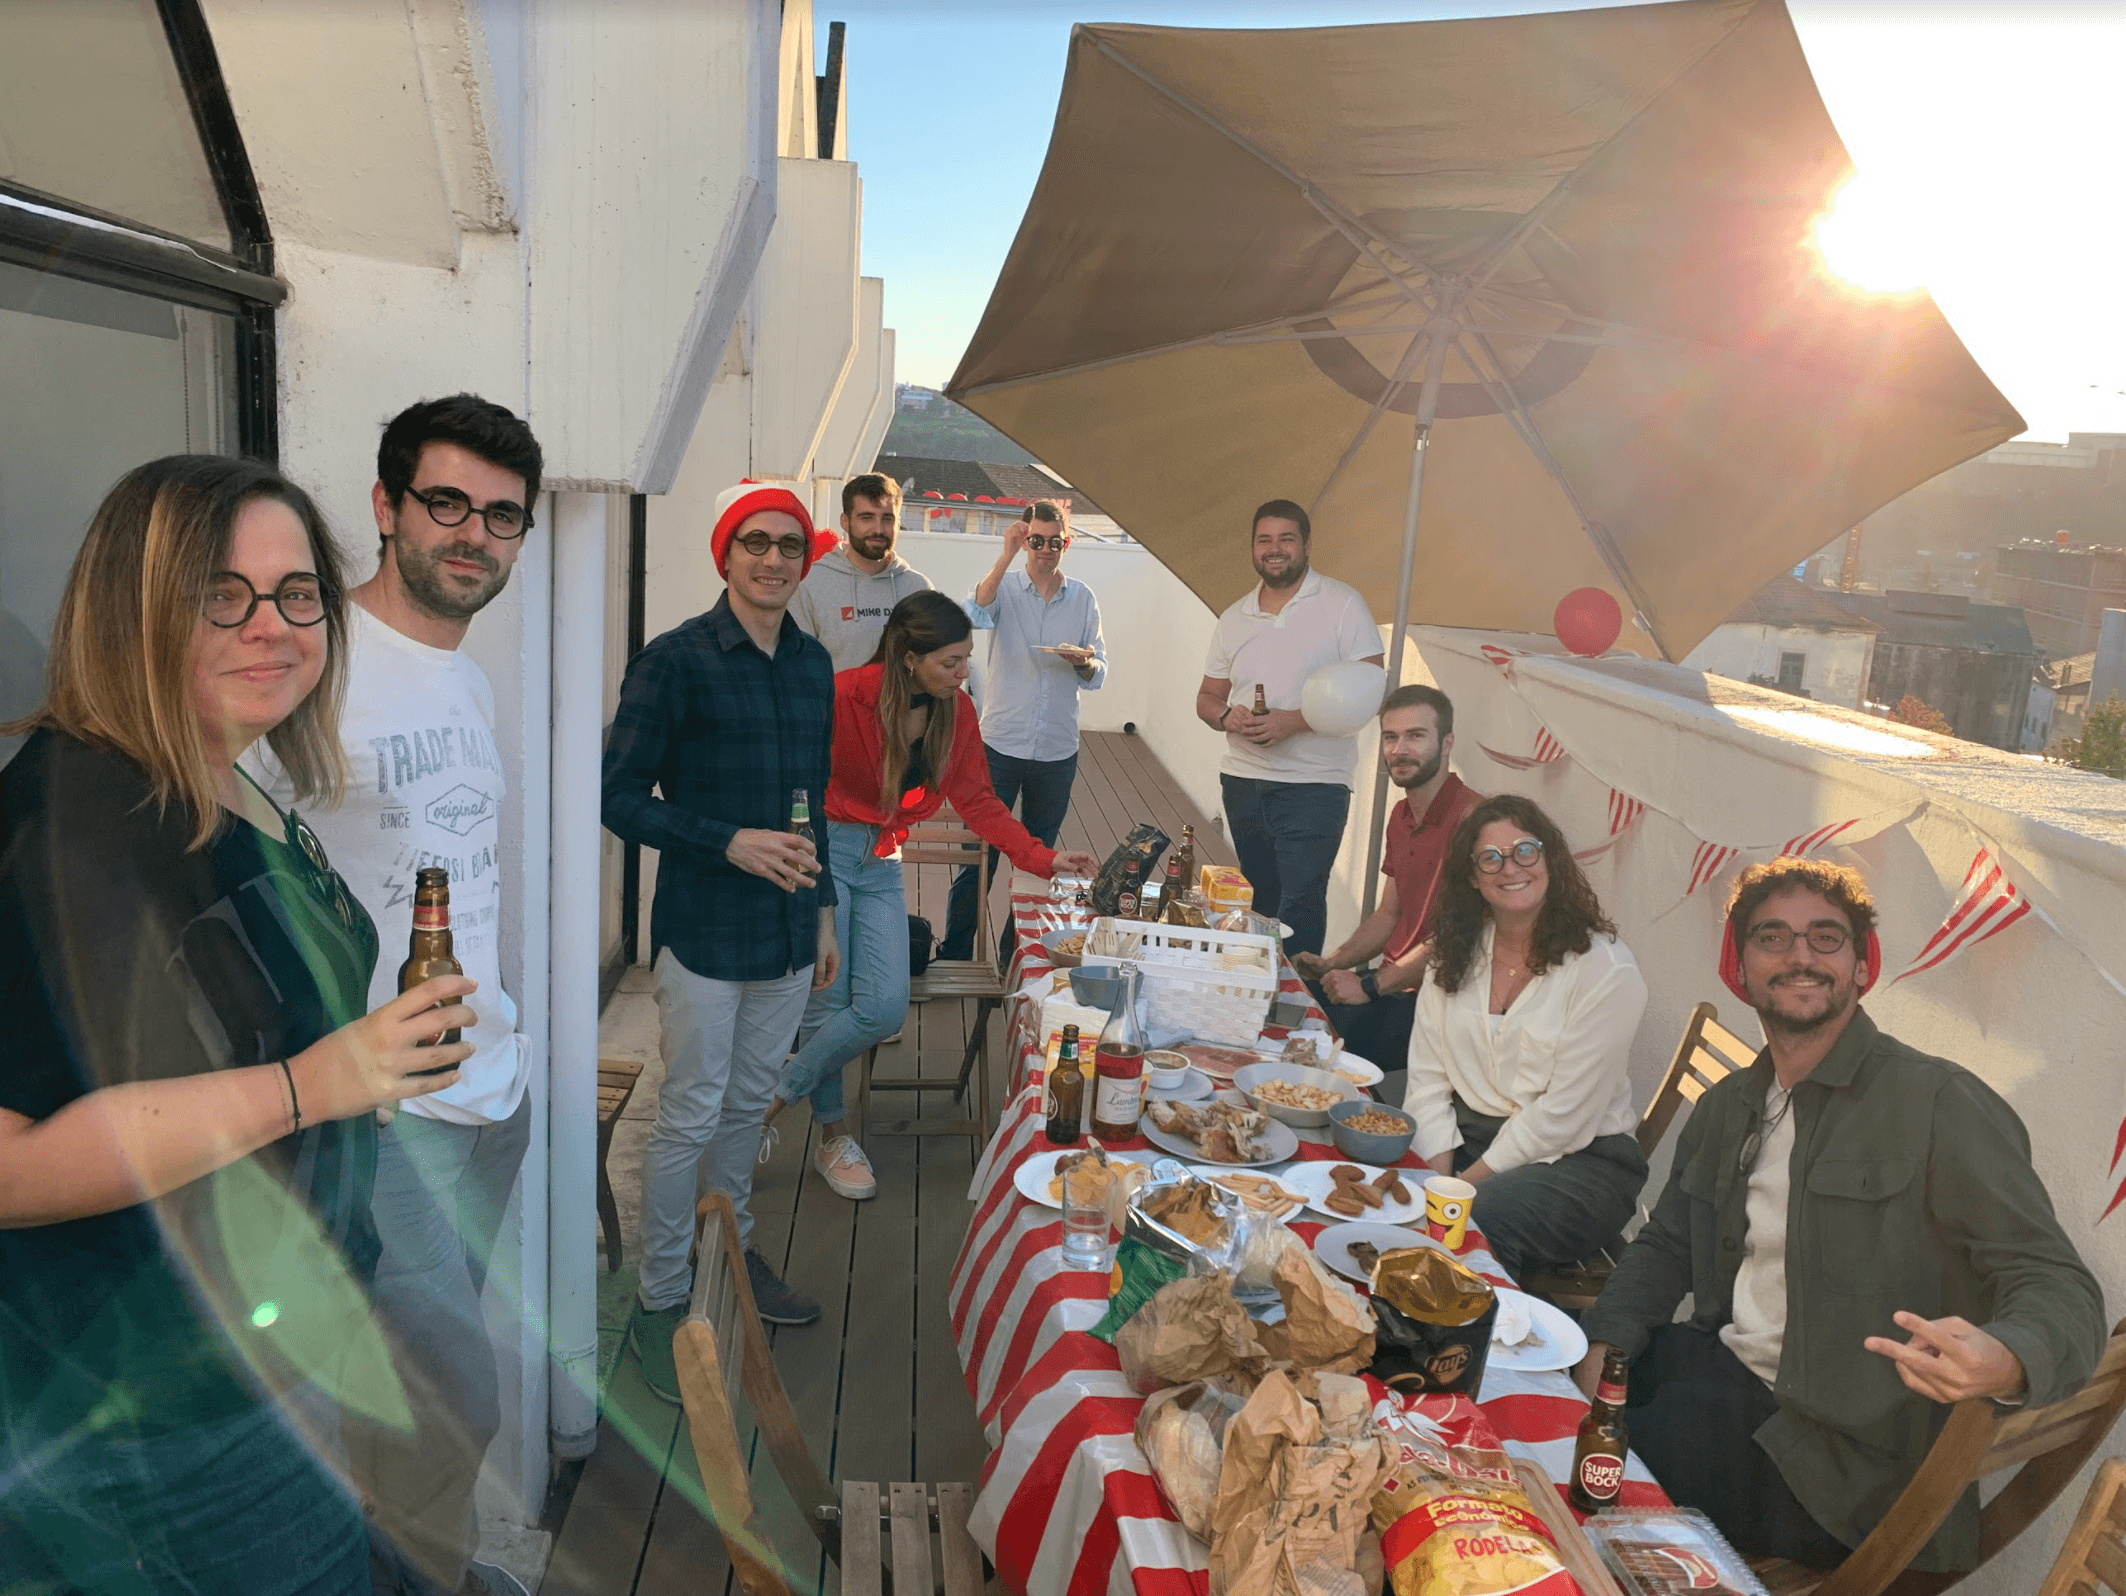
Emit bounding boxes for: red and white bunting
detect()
[1478,643,1524,676]
[1575,789,1646,863]
[1685,842,1743,898]
[1478,728,1566,771]
[1892,849,2034,985]
[1781,819,1862,857]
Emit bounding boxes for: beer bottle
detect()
[1172,824,1197,895]
[1161,853,1190,924]
[1569,1348,1631,1513]
[398,866,464,1071]
[789,786,816,849]
[1045,1025,1085,1146]
[1091,967,1147,1141]
[1252,683,1269,716]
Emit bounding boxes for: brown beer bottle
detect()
[1160,853,1190,924]
[399,866,464,1068]
[1172,824,1197,894]
[1569,1347,1631,1513]
[1045,1025,1084,1146]
[1252,683,1269,716]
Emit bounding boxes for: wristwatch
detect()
[1357,968,1380,1001]
[1217,705,1234,727]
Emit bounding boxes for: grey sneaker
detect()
[745,1246,821,1326]
[627,1299,686,1405]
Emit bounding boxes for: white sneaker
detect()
[815,1135,878,1200]
[879,1028,905,1046]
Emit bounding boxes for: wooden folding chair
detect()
[674,1192,989,1596]
[1523,1000,1756,1308]
[2037,1457,2126,1596]
[854,810,1003,1149]
[1749,1322,2126,1596]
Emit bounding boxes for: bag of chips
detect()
[1370,1392,1583,1596]
[1091,823,1170,917]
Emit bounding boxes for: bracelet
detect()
[276,1058,303,1133]
[1217,705,1234,728]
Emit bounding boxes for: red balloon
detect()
[1555,588,1623,656]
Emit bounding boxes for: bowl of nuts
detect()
[1042,929,1089,969]
[1232,1062,1359,1129]
[1326,1099,1417,1165]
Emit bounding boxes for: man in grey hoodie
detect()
[791,473,933,671]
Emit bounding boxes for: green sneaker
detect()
[627,1299,687,1406]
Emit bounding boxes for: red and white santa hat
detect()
[710,480,838,579]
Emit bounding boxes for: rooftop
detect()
[872,454,1113,520]
[1830,589,2037,656]
[1723,575,1882,633]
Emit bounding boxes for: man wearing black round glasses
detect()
[1573,857,2101,1576]
[251,393,544,1596]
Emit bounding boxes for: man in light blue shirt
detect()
[939,500,1106,960]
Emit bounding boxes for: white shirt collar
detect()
[1240,567,1323,618]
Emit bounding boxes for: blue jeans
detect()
[939,746,1077,962]
[780,822,910,1124]
[1219,775,1351,960]
[0,1389,368,1595]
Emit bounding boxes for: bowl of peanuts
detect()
[1231,1061,1360,1128]
[1326,1098,1416,1165]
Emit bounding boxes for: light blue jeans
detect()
[780,822,909,1123]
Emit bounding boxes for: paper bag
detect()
[1271,1240,1376,1374]
[1208,1370,1388,1596]
[1116,1270,1266,1393]
[1134,1377,1251,1540]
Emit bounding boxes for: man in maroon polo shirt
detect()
[1295,685,1480,1070]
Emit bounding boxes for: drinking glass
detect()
[1059,1165,1114,1271]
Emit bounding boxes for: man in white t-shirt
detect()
[262,395,543,1596]
[1193,499,1383,959]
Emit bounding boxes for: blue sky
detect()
[832,1,2126,444]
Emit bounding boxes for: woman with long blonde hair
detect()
[0,456,477,1594]
[763,590,1096,1200]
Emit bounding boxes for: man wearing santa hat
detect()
[602,481,842,1401]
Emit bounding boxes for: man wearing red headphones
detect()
[1572,858,2102,1575]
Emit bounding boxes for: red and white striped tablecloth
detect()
[950,893,1667,1596]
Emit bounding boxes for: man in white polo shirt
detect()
[1194,498,1382,960]
[258,395,540,1596]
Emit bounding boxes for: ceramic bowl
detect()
[1327,1098,1417,1165]
[1231,1061,1359,1129]
[1143,1048,1190,1090]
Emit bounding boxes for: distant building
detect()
[1831,590,2038,750]
[2024,651,2097,753]
[1988,535,2126,656]
[1682,576,1880,709]
[876,453,1131,541]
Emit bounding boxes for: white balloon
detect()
[1300,660,1388,737]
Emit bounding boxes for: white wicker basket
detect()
[1084,917,1280,1046]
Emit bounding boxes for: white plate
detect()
[1140,1115,1300,1168]
[1326,1052,1385,1090]
[1145,1065,1214,1103]
[1279,1159,1426,1225]
[1011,1149,1149,1211]
[1312,1221,1447,1285]
[1487,1288,1589,1373]
[1184,1164,1309,1217]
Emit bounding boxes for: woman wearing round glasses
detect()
[1401,792,1649,1281]
[760,591,1098,1199]
[0,457,477,1593]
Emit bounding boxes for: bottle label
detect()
[1575,1451,1624,1502]
[1093,1073,1142,1126]
[1595,1378,1628,1406]
[413,904,448,931]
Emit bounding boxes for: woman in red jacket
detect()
[765,591,1096,1199]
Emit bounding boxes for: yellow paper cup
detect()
[1424,1176,1476,1249]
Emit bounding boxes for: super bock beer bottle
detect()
[399,866,464,1070]
[1569,1347,1631,1513]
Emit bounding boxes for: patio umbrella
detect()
[946,0,2021,896]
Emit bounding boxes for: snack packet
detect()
[1088,1237,1187,1343]
[1370,1392,1582,1596]
[1368,1246,1498,1397]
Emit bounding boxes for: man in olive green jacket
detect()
[1576,858,2104,1572]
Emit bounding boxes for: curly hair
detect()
[1428,794,1616,994]
[1724,857,1878,958]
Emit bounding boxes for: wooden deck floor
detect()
[541,732,1225,1595]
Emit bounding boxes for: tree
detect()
[2047,696,2126,779]
[1890,693,1953,735]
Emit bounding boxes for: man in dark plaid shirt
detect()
[602,482,839,1400]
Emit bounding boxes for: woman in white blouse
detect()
[1402,793,1649,1280]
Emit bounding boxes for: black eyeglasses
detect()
[203,572,328,629]
[732,530,810,560]
[1025,534,1068,551]
[1748,923,1851,955]
[1475,838,1544,874]
[406,485,533,539]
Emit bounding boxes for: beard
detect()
[1389,747,1445,791]
[849,532,894,563]
[1752,971,1855,1037]
[1255,552,1308,590]
[395,535,509,620]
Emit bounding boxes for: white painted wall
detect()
[1681,621,1876,709]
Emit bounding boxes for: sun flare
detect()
[1809,172,1933,298]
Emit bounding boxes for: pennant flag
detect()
[1478,729,1566,771]
[1892,849,2034,985]
[1575,788,1647,863]
[1478,644,1523,675]
[1781,819,1862,857]
[1685,842,1743,898]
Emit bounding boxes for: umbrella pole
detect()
[1359,325,1452,922]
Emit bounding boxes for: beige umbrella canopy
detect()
[948,0,2022,665]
